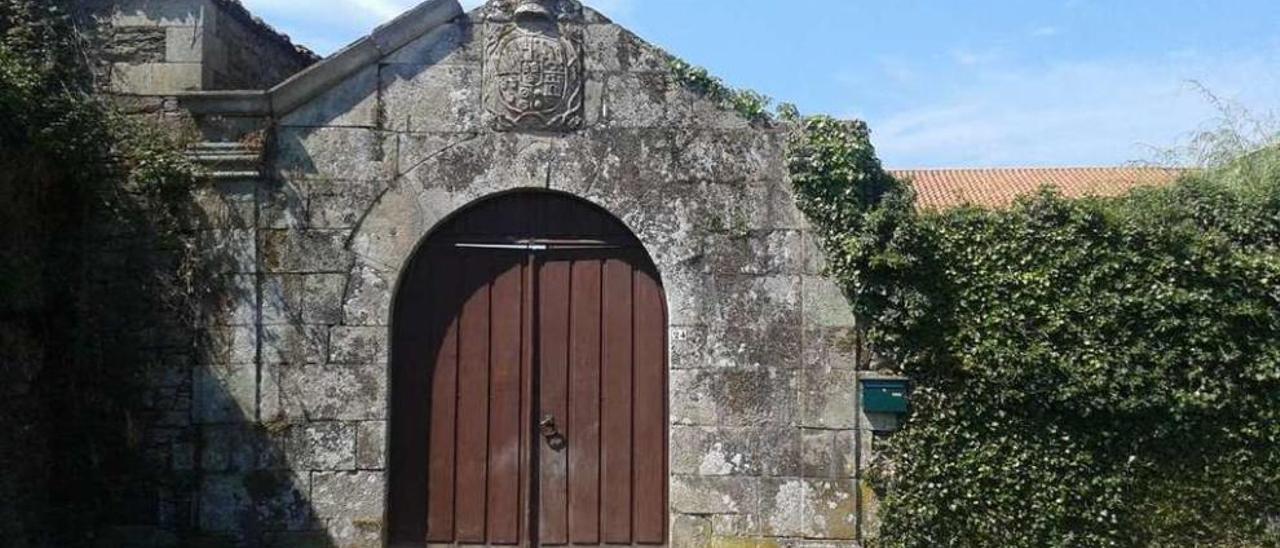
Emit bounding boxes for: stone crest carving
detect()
[483,0,584,131]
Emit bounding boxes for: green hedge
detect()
[789,115,1280,546]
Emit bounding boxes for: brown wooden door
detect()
[388,193,668,547]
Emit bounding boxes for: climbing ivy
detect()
[667,57,782,124]
[788,110,1280,546]
[1,1,204,544]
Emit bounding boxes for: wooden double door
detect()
[389,193,668,547]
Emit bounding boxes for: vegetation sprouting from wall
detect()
[1,0,212,544]
[787,104,1280,546]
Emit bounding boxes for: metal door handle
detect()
[539,415,558,438]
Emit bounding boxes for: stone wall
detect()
[202,0,319,89]
[95,0,316,95]
[113,0,887,546]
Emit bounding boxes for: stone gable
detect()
[106,0,879,545]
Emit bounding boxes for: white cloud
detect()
[870,49,1280,167]
[1030,26,1060,38]
[951,48,1003,67]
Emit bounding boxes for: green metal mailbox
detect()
[861,379,911,414]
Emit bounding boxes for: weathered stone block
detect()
[664,85,754,131]
[200,425,261,472]
[601,72,671,128]
[382,19,479,66]
[306,274,350,325]
[583,24,669,74]
[755,427,802,478]
[198,471,313,533]
[261,274,305,326]
[803,277,856,329]
[709,513,763,541]
[758,478,807,538]
[671,513,714,548]
[194,228,258,274]
[802,369,858,429]
[110,61,203,94]
[381,64,481,133]
[279,363,386,421]
[258,181,308,230]
[802,429,856,480]
[705,231,804,276]
[192,179,256,230]
[274,127,395,181]
[670,324,709,370]
[705,275,802,334]
[281,65,379,128]
[312,471,386,546]
[672,476,758,515]
[356,421,387,469]
[664,267,711,328]
[280,422,357,471]
[702,182,804,237]
[671,368,797,427]
[552,128,685,192]
[674,130,787,184]
[705,323,802,370]
[260,229,354,274]
[262,273,347,326]
[802,231,828,276]
[197,274,257,327]
[804,327,860,372]
[193,362,257,424]
[343,265,394,326]
[329,326,388,364]
[105,27,167,63]
[307,179,387,230]
[672,426,756,476]
[670,369,720,426]
[804,480,858,540]
[165,25,203,63]
[262,324,328,365]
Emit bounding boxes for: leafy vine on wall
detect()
[788,112,1280,545]
[668,56,1280,547]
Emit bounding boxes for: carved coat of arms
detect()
[483,0,584,131]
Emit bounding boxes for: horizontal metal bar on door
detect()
[453,241,633,251]
[455,243,550,251]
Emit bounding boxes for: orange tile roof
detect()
[890,167,1185,210]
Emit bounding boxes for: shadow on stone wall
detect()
[0,153,337,546]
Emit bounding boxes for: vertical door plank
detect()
[539,258,571,545]
[633,269,667,544]
[519,255,535,545]
[455,253,492,542]
[487,256,523,544]
[601,258,634,543]
[426,252,461,542]
[569,258,602,544]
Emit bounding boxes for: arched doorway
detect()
[387,191,668,547]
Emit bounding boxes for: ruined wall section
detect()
[95,0,316,95]
[202,0,319,90]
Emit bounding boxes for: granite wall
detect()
[103,0,893,545]
[93,0,316,95]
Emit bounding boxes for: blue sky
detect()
[241,0,1280,168]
